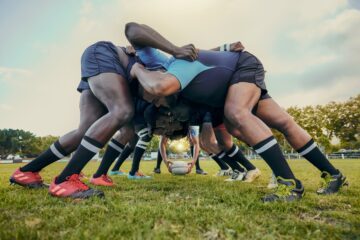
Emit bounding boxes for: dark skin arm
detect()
[125,22,198,61]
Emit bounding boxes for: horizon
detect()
[1,0,360,136]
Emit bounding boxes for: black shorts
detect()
[80,41,126,81]
[230,51,268,98]
[77,80,91,93]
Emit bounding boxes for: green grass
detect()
[0,159,359,240]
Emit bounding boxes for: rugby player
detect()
[125,22,347,202]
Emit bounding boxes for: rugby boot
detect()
[267,173,278,189]
[262,177,304,203]
[128,171,152,180]
[225,169,246,182]
[153,168,161,174]
[90,174,115,187]
[49,174,104,199]
[109,169,127,176]
[316,171,348,195]
[214,168,232,177]
[243,168,261,183]
[10,168,48,189]
[196,169,208,175]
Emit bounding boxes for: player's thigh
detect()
[224,82,261,121]
[88,72,134,115]
[78,90,107,130]
[255,98,292,129]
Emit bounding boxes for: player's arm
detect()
[187,125,200,173]
[125,22,197,61]
[159,136,173,172]
[210,41,245,52]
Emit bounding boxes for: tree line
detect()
[0,95,358,157]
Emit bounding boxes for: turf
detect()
[0,159,359,240]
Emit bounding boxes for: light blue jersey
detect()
[136,47,213,89]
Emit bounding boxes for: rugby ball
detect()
[171,161,189,175]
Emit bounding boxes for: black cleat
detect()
[153,168,161,174]
[196,169,208,175]
[262,177,304,203]
[316,171,348,195]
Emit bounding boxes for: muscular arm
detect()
[131,63,180,96]
[159,136,169,164]
[125,22,197,60]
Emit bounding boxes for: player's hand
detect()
[173,44,198,61]
[129,62,145,79]
[187,161,195,173]
[126,45,136,55]
[230,41,245,52]
[166,161,173,173]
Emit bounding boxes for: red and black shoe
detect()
[90,174,115,187]
[10,168,48,189]
[49,174,104,199]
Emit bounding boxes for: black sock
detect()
[93,139,124,178]
[217,151,245,172]
[111,144,133,171]
[191,146,201,170]
[227,144,256,171]
[56,136,104,184]
[129,132,151,176]
[297,139,338,175]
[20,140,68,172]
[210,154,229,170]
[155,149,162,169]
[254,136,295,180]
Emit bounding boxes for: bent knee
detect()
[110,107,134,125]
[225,108,252,127]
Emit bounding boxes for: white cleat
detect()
[214,169,232,177]
[267,173,278,189]
[225,169,246,182]
[243,168,261,183]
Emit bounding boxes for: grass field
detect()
[0,159,359,240]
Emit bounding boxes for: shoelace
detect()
[232,171,240,179]
[67,174,89,190]
[102,175,112,183]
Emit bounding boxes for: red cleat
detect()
[49,174,104,199]
[90,174,115,187]
[10,168,48,189]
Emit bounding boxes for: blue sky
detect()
[0,0,359,135]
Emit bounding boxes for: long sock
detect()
[190,145,201,170]
[56,136,104,184]
[129,128,151,176]
[111,144,133,171]
[129,146,146,175]
[20,140,68,172]
[217,151,245,172]
[297,139,338,175]
[254,136,295,180]
[209,154,229,170]
[93,139,124,178]
[226,144,256,171]
[155,149,162,169]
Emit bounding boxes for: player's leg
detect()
[92,124,135,180]
[255,97,347,194]
[127,125,153,179]
[224,82,303,202]
[111,136,138,173]
[10,90,106,188]
[50,73,134,198]
[153,149,162,174]
[214,125,261,182]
